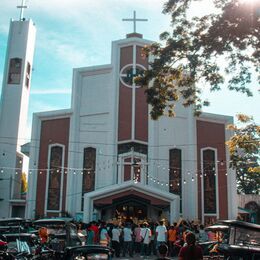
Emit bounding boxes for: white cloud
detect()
[29,100,65,113]
[30,87,71,95]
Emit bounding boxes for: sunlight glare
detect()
[239,0,258,4]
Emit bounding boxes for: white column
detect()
[170,196,180,223]
[83,196,91,223]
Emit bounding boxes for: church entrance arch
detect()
[93,191,171,223]
[114,195,148,221]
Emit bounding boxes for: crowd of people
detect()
[76,219,217,259]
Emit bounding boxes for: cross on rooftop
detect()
[17,0,28,21]
[122,10,148,33]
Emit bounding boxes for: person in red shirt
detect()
[89,221,99,244]
[178,232,203,260]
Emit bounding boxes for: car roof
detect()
[0,218,25,224]
[4,233,35,237]
[34,218,73,224]
[205,224,229,231]
[0,218,24,221]
[34,218,66,225]
[218,220,260,231]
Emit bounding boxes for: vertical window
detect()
[123,157,141,182]
[203,149,217,214]
[169,149,182,212]
[82,148,96,193]
[82,147,96,211]
[47,146,63,211]
[25,62,31,88]
[133,158,141,182]
[8,58,22,84]
[124,158,131,181]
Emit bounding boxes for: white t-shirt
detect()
[123,227,132,242]
[112,228,121,242]
[156,225,167,242]
[141,227,151,244]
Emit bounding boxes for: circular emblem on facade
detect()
[119,63,146,88]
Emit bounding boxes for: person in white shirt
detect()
[111,225,121,257]
[140,222,152,257]
[122,223,133,257]
[155,220,167,254]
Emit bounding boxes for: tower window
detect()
[8,58,22,84]
[25,62,31,88]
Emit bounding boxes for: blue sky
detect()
[0,0,259,139]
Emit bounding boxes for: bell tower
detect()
[0,2,36,217]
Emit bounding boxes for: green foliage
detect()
[226,114,260,194]
[138,0,260,119]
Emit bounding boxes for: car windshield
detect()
[7,239,31,254]
[47,226,66,236]
[87,253,108,259]
[234,227,260,247]
[69,253,108,260]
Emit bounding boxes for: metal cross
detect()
[122,10,148,33]
[17,0,28,21]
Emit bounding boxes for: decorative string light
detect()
[0,155,232,189]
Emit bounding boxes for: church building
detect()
[25,16,237,223]
[0,8,235,223]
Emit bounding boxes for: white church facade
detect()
[25,31,237,224]
[0,10,238,223]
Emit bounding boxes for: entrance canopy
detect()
[83,182,180,223]
[94,190,170,209]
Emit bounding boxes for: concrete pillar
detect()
[170,196,180,223]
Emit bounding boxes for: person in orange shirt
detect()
[168,223,177,257]
[39,226,48,244]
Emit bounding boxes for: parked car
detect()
[1,232,54,259]
[63,245,113,260]
[203,220,260,259]
[0,218,25,227]
[0,218,26,235]
[33,219,82,253]
[199,224,230,255]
